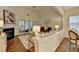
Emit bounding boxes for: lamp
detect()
[0,20,4,28]
[33,26,40,36]
[55,25,59,31]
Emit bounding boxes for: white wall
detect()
[0,6,16,35]
[15,7,39,35]
[0,6,64,36]
[38,7,63,31]
[64,7,79,37]
[0,6,39,36]
[53,6,64,16]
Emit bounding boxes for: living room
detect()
[0,6,79,52]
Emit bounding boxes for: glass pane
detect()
[19,20,25,32]
[25,21,29,32]
[29,21,34,31]
[19,20,36,33]
[69,15,79,32]
[34,21,36,25]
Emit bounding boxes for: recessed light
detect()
[32,6,36,8]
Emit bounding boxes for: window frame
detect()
[69,15,79,32]
[19,20,36,34]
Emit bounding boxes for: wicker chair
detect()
[69,30,79,51]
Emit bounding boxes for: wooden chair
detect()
[69,30,79,52]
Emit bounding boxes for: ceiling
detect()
[25,6,79,11]
[62,6,78,11]
[23,6,41,12]
[18,6,79,14]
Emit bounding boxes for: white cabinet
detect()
[18,29,64,52]
[31,29,64,52]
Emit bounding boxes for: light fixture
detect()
[27,14,30,16]
[33,25,40,36]
[32,6,36,8]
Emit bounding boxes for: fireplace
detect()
[3,28,14,41]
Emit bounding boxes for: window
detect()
[24,21,29,32]
[19,20,36,34]
[69,15,79,32]
[19,20,25,32]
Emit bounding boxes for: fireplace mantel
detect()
[3,28,14,41]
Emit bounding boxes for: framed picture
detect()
[3,10,15,24]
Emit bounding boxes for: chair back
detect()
[69,30,78,40]
[69,30,78,45]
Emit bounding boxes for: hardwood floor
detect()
[56,38,69,52]
[7,37,34,52]
[7,37,28,52]
[7,37,79,52]
[56,38,79,52]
